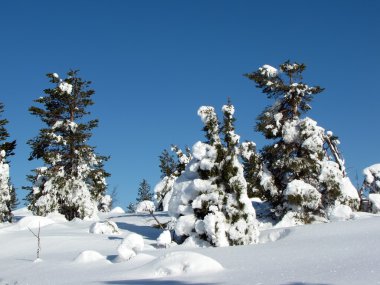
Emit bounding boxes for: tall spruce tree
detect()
[245,61,359,223]
[136,179,153,202]
[169,102,258,247]
[0,102,16,222]
[25,71,110,220]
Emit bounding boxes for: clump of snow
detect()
[143,251,223,277]
[363,164,380,192]
[110,207,125,214]
[340,177,360,203]
[89,220,121,235]
[182,235,211,248]
[259,64,278,77]
[117,233,145,261]
[368,194,380,213]
[58,82,73,94]
[327,205,353,221]
[157,230,172,248]
[17,216,55,230]
[73,250,108,264]
[135,200,155,213]
[52,73,59,79]
[284,180,321,211]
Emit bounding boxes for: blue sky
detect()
[1,0,379,208]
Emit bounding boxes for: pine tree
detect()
[245,61,359,223]
[136,179,153,202]
[0,102,16,222]
[169,102,258,247]
[24,71,110,220]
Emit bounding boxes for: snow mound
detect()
[46,212,67,222]
[89,221,121,235]
[369,194,380,213]
[259,228,291,243]
[135,200,155,213]
[117,233,145,261]
[328,205,353,221]
[110,207,125,214]
[74,250,108,264]
[157,230,172,247]
[182,235,211,248]
[142,252,223,277]
[17,216,55,230]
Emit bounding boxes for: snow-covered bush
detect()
[154,146,191,211]
[117,233,144,261]
[245,61,359,224]
[363,164,380,193]
[169,103,259,247]
[157,230,172,248]
[135,200,155,213]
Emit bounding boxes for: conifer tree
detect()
[169,102,258,247]
[25,71,110,220]
[136,179,153,202]
[0,102,16,222]
[245,61,359,223]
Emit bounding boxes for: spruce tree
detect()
[169,103,258,247]
[0,102,16,222]
[25,71,110,220]
[136,179,153,202]
[245,61,359,223]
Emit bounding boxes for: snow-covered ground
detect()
[1,208,380,285]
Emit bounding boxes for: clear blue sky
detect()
[1,0,379,208]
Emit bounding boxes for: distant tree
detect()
[136,179,153,202]
[245,61,359,223]
[154,146,191,211]
[126,202,136,213]
[24,71,110,220]
[0,102,16,222]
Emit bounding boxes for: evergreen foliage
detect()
[169,102,258,247]
[154,146,191,211]
[0,102,16,222]
[136,179,153,202]
[24,71,110,220]
[245,61,359,223]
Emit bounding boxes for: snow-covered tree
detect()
[25,71,110,220]
[362,164,380,213]
[245,61,359,223]
[136,179,153,202]
[154,146,191,211]
[0,102,16,222]
[169,103,258,247]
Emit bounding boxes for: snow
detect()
[135,200,155,213]
[284,179,321,211]
[1,209,380,284]
[89,220,121,235]
[117,233,145,260]
[327,204,353,221]
[110,206,125,214]
[368,194,380,213]
[156,230,172,247]
[16,215,55,230]
[138,251,223,277]
[259,64,278,77]
[52,73,59,78]
[58,81,73,94]
[363,163,380,186]
[74,250,109,264]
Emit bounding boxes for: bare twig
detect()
[27,222,41,259]
[149,210,164,230]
